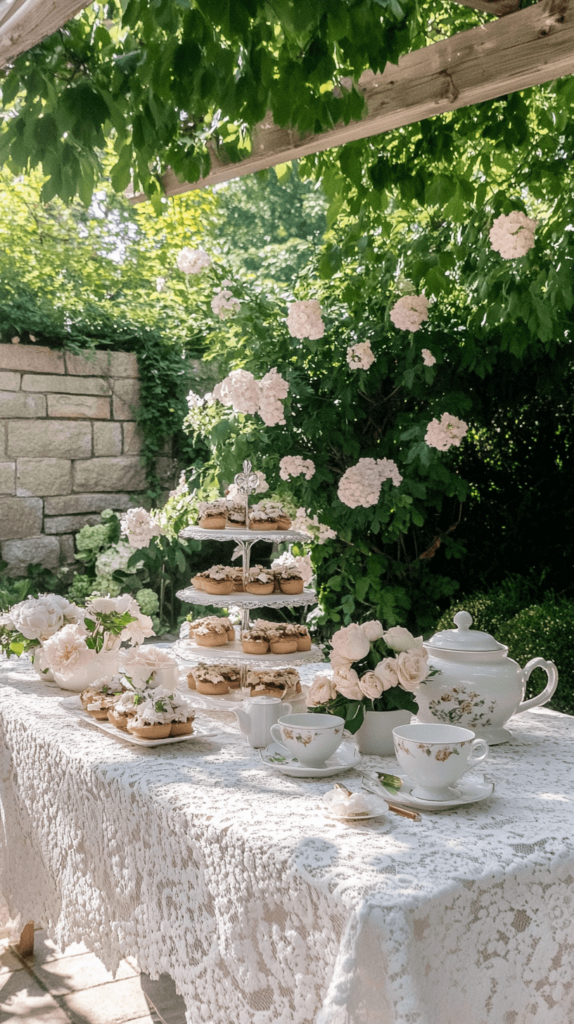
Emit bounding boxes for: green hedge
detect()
[436,587,574,715]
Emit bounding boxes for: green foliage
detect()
[0,561,62,611]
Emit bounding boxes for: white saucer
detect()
[320,790,388,820]
[362,771,495,810]
[260,740,361,777]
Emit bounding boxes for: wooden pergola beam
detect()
[0,0,91,67]
[132,0,574,203]
[450,0,521,15]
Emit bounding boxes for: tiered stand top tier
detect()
[175,523,323,668]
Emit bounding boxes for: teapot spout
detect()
[233,708,251,736]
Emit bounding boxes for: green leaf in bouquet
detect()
[9,641,24,655]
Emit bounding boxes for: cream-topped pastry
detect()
[249,500,291,531]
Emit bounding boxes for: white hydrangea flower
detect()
[186,390,204,410]
[271,551,314,583]
[347,341,375,370]
[425,412,468,451]
[422,349,436,367]
[258,367,289,426]
[292,508,337,542]
[390,294,428,333]
[279,455,315,481]
[95,541,141,580]
[156,276,166,293]
[213,369,261,415]
[120,508,163,550]
[177,247,211,275]
[489,211,537,259]
[337,458,403,509]
[287,300,325,340]
[211,288,241,319]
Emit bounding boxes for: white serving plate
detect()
[175,585,317,609]
[184,686,308,712]
[179,525,311,544]
[59,696,219,748]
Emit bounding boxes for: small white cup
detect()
[393,723,489,801]
[270,713,345,767]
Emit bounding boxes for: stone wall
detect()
[0,344,173,573]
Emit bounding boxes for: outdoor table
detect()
[0,658,573,1024]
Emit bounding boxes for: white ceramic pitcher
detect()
[416,610,558,744]
[233,696,291,749]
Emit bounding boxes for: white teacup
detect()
[270,713,345,767]
[393,723,489,801]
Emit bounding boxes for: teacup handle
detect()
[468,738,489,766]
[270,724,282,745]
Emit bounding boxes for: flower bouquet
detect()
[307,621,436,754]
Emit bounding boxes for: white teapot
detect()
[416,610,558,744]
[233,696,291,749]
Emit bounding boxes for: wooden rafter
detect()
[132,0,574,203]
[450,0,521,15]
[0,0,91,67]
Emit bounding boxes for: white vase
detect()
[53,651,120,692]
[355,709,413,756]
[31,645,55,682]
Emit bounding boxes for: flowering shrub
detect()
[421,349,436,367]
[389,294,428,332]
[489,211,537,259]
[121,507,163,549]
[286,300,324,340]
[425,413,468,452]
[337,458,402,509]
[214,366,289,426]
[211,287,240,319]
[177,247,211,274]
[346,341,375,370]
[279,456,315,481]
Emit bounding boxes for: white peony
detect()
[38,593,84,626]
[425,412,468,452]
[279,455,315,481]
[389,294,428,333]
[120,507,163,550]
[11,596,64,641]
[333,665,363,700]
[86,594,154,646]
[361,620,384,642]
[347,341,375,371]
[489,211,537,259]
[177,247,211,274]
[337,457,402,509]
[374,657,400,690]
[42,624,96,677]
[396,648,429,690]
[211,288,240,319]
[383,627,423,652]
[331,623,370,663]
[306,673,337,707]
[422,349,436,367]
[358,670,383,699]
[287,300,325,340]
[121,646,178,689]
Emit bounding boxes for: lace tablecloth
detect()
[1,658,573,1024]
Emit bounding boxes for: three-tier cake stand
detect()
[174,462,324,698]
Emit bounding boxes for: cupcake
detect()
[226,499,247,528]
[195,565,235,595]
[227,566,245,592]
[198,499,228,530]
[295,625,312,651]
[241,629,269,655]
[276,567,305,595]
[249,500,291,531]
[244,567,275,595]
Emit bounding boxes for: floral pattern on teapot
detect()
[427,686,497,730]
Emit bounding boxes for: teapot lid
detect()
[425,610,506,653]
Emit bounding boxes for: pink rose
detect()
[374,658,400,690]
[358,671,383,699]
[331,623,370,662]
[396,649,429,691]
[361,620,384,642]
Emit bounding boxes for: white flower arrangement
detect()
[0,593,85,656]
[346,341,375,370]
[307,620,430,730]
[286,299,325,340]
[389,294,428,332]
[337,457,402,509]
[120,507,163,550]
[120,645,179,689]
[422,349,436,367]
[489,211,537,259]
[425,412,468,451]
[279,455,315,481]
[177,247,211,274]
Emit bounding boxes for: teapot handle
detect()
[516,658,558,714]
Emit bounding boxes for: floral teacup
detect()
[270,713,345,767]
[393,723,489,801]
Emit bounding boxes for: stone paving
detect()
[0,928,187,1024]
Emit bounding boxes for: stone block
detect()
[0,343,65,374]
[59,534,76,563]
[94,421,122,456]
[73,457,146,492]
[44,492,135,515]
[17,458,72,497]
[122,421,143,454]
[22,374,111,395]
[0,496,43,540]
[7,420,92,458]
[1,535,61,573]
[65,350,112,376]
[0,391,46,417]
[47,394,110,419]
[0,462,15,494]
[112,378,140,420]
[0,422,4,455]
[44,513,103,534]
[110,351,138,377]
[0,371,20,390]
